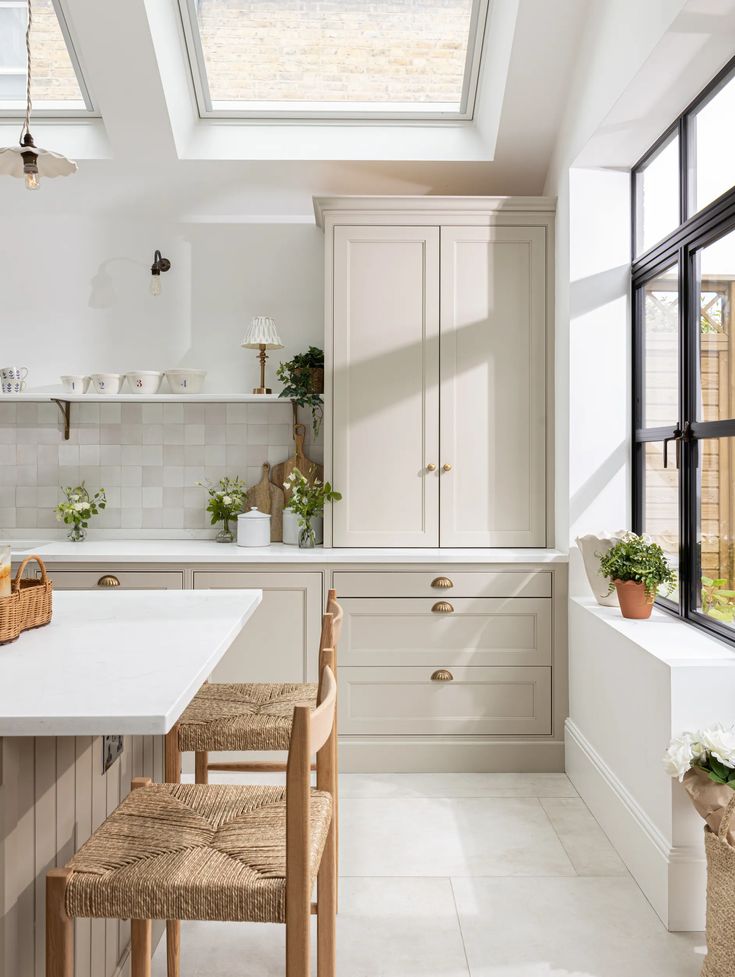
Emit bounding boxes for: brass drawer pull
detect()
[431,576,453,589]
[431,600,454,614]
[431,669,454,682]
[97,574,121,588]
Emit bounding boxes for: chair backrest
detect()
[318,589,343,675]
[286,664,337,906]
[327,588,343,649]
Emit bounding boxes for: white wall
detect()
[0,218,323,394]
[546,0,735,931]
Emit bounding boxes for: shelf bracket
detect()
[51,398,71,441]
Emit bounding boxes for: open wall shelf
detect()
[0,393,285,403]
[0,393,295,440]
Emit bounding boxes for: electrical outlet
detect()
[102,735,124,774]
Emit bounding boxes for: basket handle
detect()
[718,792,735,841]
[12,555,48,592]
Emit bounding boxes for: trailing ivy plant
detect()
[598,532,676,599]
[277,346,324,436]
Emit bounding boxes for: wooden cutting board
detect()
[271,424,323,503]
[248,462,285,542]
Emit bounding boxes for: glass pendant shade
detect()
[241,315,284,350]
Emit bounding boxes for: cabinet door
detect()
[440,225,547,546]
[332,225,440,546]
[193,571,323,684]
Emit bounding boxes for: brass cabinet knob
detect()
[431,576,453,589]
[442,463,452,472]
[426,463,437,472]
[431,669,454,682]
[431,600,454,614]
[97,574,121,588]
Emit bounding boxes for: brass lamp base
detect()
[251,345,271,395]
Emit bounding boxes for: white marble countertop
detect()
[0,589,261,736]
[7,539,568,565]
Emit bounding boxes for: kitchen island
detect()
[0,588,261,977]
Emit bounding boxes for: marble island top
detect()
[0,589,261,736]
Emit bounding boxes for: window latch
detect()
[663,422,693,469]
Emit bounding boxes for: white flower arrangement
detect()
[55,483,106,533]
[663,724,735,786]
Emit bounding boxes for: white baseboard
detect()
[340,737,565,772]
[565,718,705,931]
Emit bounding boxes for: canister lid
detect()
[238,506,271,520]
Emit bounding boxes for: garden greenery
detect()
[277,346,324,435]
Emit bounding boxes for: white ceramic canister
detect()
[237,507,271,547]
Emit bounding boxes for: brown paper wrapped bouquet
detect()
[663,725,735,843]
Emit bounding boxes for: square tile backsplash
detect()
[0,401,323,536]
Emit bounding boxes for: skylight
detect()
[180,0,488,120]
[0,0,92,115]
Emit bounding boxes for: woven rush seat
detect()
[64,782,332,924]
[177,681,320,753]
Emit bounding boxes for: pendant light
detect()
[0,0,78,190]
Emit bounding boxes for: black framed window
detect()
[633,55,735,644]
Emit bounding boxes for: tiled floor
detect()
[151,773,705,977]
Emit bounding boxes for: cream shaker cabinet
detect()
[332,225,440,546]
[323,198,552,548]
[440,225,547,546]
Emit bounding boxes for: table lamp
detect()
[241,315,284,394]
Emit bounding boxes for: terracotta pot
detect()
[614,580,655,619]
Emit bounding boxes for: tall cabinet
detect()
[317,197,553,548]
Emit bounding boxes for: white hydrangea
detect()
[701,724,735,769]
[222,495,232,506]
[662,733,700,782]
[73,502,90,512]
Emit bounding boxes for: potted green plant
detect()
[598,532,676,619]
[277,346,324,436]
[283,467,341,548]
[197,476,248,543]
[55,483,106,541]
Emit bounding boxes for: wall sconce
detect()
[150,250,171,296]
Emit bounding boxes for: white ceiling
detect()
[0,0,589,218]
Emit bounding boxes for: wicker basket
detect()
[702,793,735,977]
[0,555,53,645]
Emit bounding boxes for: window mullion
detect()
[681,244,698,621]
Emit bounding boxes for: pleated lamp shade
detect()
[241,315,284,349]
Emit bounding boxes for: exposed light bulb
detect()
[150,273,162,297]
[24,171,39,190]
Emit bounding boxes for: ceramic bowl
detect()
[90,373,123,395]
[164,369,206,394]
[60,375,89,394]
[125,371,163,395]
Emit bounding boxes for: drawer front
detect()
[39,569,184,590]
[339,666,551,735]
[332,570,551,599]
[341,597,551,667]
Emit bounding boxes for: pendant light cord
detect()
[20,0,32,142]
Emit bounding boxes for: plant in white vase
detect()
[197,476,248,543]
[284,468,341,548]
[55,483,106,541]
